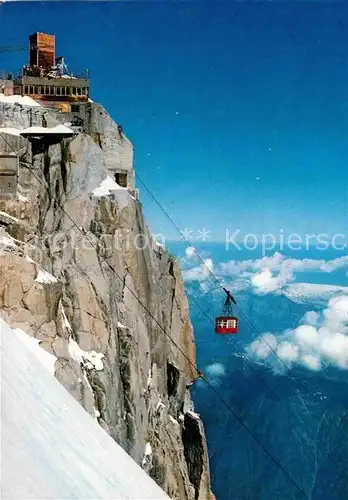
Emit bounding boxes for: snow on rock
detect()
[25,255,35,264]
[18,192,29,202]
[68,338,104,371]
[142,442,153,470]
[117,321,127,329]
[92,176,122,196]
[145,442,152,456]
[169,415,180,426]
[0,318,170,500]
[60,305,72,332]
[20,124,75,136]
[0,126,22,136]
[91,176,130,210]
[147,367,152,388]
[187,410,200,421]
[0,93,41,106]
[0,229,18,249]
[1,318,56,375]
[0,210,19,223]
[35,268,58,284]
[155,398,166,418]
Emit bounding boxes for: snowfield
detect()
[0,318,170,500]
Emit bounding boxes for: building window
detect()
[72,87,77,95]
[49,86,54,95]
[115,172,128,188]
[29,86,34,94]
[71,105,80,113]
[24,86,29,94]
[56,87,61,96]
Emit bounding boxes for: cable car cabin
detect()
[215,316,238,334]
[215,289,239,334]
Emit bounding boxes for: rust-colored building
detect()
[29,32,55,69]
[13,32,90,111]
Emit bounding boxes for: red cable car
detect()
[215,289,239,335]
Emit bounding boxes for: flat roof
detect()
[20,124,75,137]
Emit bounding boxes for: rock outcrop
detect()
[0,99,214,500]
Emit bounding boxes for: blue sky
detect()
[0,1,347,242]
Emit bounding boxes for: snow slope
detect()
[0,318,170,500]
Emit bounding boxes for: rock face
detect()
[0,100,214,500]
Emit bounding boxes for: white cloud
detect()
[248,294,348,372]
[302,311,320,326]
[247,333,278,360]
[302,354,321,371]
[205,362,226,377]
[251,267,295,294]
[205,362,227,385]
[277,342,299,364]
[183,251,348,296]
[183,258,214,283]
[294,325,319,347]
[185,246,196,259]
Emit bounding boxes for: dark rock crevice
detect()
[118,327,135,452]
[182,413,205,500]
[167,362,180,398]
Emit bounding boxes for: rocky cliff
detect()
[0,99,214,500]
